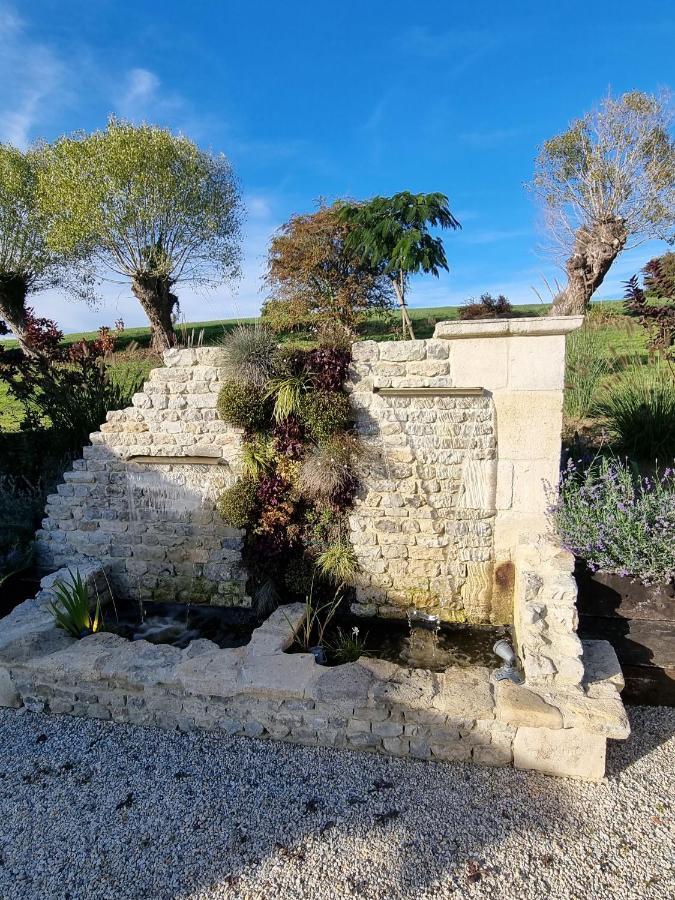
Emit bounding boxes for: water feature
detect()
[105,599,257,650]
[288,614,511,672]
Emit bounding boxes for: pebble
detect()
[0,705,672,899]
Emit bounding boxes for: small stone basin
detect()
[287,615,511,672]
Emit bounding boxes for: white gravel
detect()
[0,706,672,900]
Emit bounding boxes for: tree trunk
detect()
[549,220,628,316]
[392,273,416,340]
[131,275,177,352]
[0,274,39,357]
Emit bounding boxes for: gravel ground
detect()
[0,706,672,900]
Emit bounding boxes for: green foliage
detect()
[564,326,611,420]
[551,457,675,585]
[217,379,270,431]
[240,435,276,479]
[39,119,242,286]
[300,390,352,442]
[288,583,343,652]
[593,360,675,460]
[48,570,102,639]
[338,192,461,280]
[220,324,279,385]
[265,373,311,422]
[317,541,358,585]
[337,192,460,338]
[216,478,258,529]
[327,625,368,664]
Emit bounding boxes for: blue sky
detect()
[1,0,673,332]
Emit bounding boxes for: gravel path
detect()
[0,706,672,900]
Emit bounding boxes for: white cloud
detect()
[0,6,65,147]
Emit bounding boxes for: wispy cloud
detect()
[399,25,503,79]
[0,5,65,147]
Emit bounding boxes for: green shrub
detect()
[240,436,276,479]
[550,456,675,585]
[593,361,675,460]
[217,478,258,528]
[217,379,270,431]
[301,390,352,442]
[283,555,316,596]
[221,324,279,385]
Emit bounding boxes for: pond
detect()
[288,614,511,672]
[104,599,258,650]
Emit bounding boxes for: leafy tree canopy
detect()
[38,119,243,349]
[337,191,460,338]
[263,201,393,335]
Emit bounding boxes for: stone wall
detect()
[35,348,249,606]
[346,317,584,624]
[0,580,629,781]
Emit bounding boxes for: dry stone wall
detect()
[346,317,585,626]
[35,348,249,606]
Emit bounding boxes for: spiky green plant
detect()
[327,625,368,664]
[48,570,102,639]
[564,326,611,420]
[593,359,675,459]
[265,373,311,422]
[317,541,358,585]
[0,544,34,589]
[287,582,343,651]
[240,436,276,479]
[221,324,279,385]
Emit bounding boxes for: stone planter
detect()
[576,564,675,706]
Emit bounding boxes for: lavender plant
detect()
[549,456,675,585]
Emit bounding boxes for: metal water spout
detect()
[492,639,523,684]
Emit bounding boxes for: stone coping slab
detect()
[433,316,585,340]
[0,563,629,780]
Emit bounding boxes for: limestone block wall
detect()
[35,348,249,606]
[346,317,584,624]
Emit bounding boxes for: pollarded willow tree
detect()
[0,144,92,356]
[39,119,243,351]
[532,91,675,316]
[337,192,460,339]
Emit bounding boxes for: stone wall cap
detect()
[433,316,584,340]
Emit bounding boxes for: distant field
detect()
[0,300,647,432]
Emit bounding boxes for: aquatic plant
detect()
[289,584,343,652]
[327,625,368,664]
[48,569,102,639]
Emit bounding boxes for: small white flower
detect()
[352,626,359,637]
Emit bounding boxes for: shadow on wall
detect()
[37,451,248,607]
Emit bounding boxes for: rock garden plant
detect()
[216,326,359,613]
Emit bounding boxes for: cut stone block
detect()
[513,726,606,781]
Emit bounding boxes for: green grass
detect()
[0,300,648,434]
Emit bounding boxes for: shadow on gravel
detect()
[605,704,675,777]
[0,709,581,900]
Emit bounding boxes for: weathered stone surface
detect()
[432,667,494,719]
[513,726,607,782]
[495,680,563,729]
